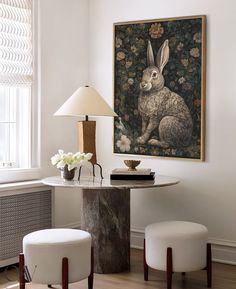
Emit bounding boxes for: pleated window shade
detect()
[0,0,33,86]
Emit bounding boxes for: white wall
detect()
[88,0,236,263]
[40,0,88,227]
[39,0,236,263]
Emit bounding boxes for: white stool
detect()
[19,228,93,289]
[144,221,212,289]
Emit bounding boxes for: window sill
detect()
[0,168,42,184]
[0,179,45,192]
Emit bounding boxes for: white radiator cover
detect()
[0,188,52,267]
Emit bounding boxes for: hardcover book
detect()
[110,172,155,180]
[112,168,151,175]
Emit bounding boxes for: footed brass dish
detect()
[124,160,141,171]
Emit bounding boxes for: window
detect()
[0,0,38,175]
[0,86,31,168]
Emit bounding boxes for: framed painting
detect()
[113,15,206,160]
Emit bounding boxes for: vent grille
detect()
[0,190,52,262]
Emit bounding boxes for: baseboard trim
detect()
[131,227,236,265]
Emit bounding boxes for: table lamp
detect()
[54,85,117,178]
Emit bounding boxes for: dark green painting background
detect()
[114,17,204,159]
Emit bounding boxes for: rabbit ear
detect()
[147,40,155,66]
[156,39,169,72]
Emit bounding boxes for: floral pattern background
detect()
[114,17,205,159]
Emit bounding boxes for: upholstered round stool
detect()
[19,228,93,289]
[144,221,212,289]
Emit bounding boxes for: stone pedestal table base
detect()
[81,188,130,274]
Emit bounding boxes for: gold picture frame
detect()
[113,15,206,161]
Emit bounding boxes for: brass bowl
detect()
[124,160,141,171]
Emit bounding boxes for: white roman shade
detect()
[0,0,33,86]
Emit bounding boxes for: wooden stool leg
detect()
[88,247,94,289]
[143,239,149,281]
[206,243,212,288]
[19,253,25,289]
[167,247,173,289]
[62,257,69,289]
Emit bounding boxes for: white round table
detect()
[42,175,179,274]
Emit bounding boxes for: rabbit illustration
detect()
[137,39,193,148]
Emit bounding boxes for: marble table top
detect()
[42,175,180,190]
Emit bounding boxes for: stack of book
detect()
[110,168,155,180]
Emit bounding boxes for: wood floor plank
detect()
[0,249,235,289]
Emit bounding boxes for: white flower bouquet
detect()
[51,150,93,171]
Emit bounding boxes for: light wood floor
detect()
[0,249,235,289]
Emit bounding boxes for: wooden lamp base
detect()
[78,121,97,165]
[77,121,103,179]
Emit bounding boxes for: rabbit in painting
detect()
[138,40,193,148]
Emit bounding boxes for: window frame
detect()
[0,0,41,183]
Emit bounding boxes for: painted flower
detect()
[125,60,132,69]
[182,82,192,90]
[123,75,128,81]
[128,78,134,85]
[115,118,126,132]
[193,32,201,43]
[177,70,184,77]
[149,23,164,38]
[169,81,175,88]
[181,58,189,67]
[117,51,126,61]
[194,98,201,107]
[178,77,186,84]
[131,45,138,55]
[116,135,131,152]
[190,47,200,58]
[177,42,184,51]
[122,83,129,91]
[116,37,123,48]
[136,38,145,48]
[139,147,146,154]
[129,72,136,78]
